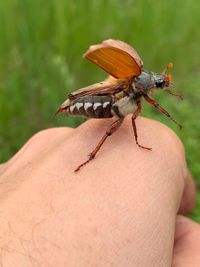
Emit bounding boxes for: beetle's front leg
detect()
[144,95,182,129]
[165,89,183,100]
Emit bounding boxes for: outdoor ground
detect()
[0,0,199,221]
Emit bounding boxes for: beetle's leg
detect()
[144,95,182,129]
[165,89,183,100]
[131,103,152,150]
[74,118,124,172]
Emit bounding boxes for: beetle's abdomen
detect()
[66,95,113,118]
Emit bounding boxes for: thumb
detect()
[172,215,200,267]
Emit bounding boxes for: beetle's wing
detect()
[68,79,127,99]
[84,39,143,79]
[103,39,143,69]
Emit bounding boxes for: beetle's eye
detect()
[155,79,165,88]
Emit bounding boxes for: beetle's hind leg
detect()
[74,118,124,172]
[131,103,152,150]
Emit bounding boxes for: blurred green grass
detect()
[0,0,199,220]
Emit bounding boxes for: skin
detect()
[0,116,197,267]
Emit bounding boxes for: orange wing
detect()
[84,39,143,79]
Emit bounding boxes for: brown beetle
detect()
[56,39,182,172]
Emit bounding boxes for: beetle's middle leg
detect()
[74,118,124,172]
[131,103,152,150]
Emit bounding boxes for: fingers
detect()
[178,171,196,215]
[172,215,200,267]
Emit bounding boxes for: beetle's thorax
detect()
[132,70,155,93]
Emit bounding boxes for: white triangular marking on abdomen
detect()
[103,102,110,108]
[76,103,84,110]
[93,103,101,110]
[84,102,93,110]
[70,105,76,112]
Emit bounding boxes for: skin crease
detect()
[0,116,197,267]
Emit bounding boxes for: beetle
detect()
[56,39,182,172]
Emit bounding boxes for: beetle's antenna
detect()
[163,62,173,74]
[163,62,173,87]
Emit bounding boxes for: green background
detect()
[0,0,199,220]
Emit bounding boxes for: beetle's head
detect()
[153,63,173,89]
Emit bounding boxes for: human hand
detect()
[0,116,196,266]
[172,215,200,267]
